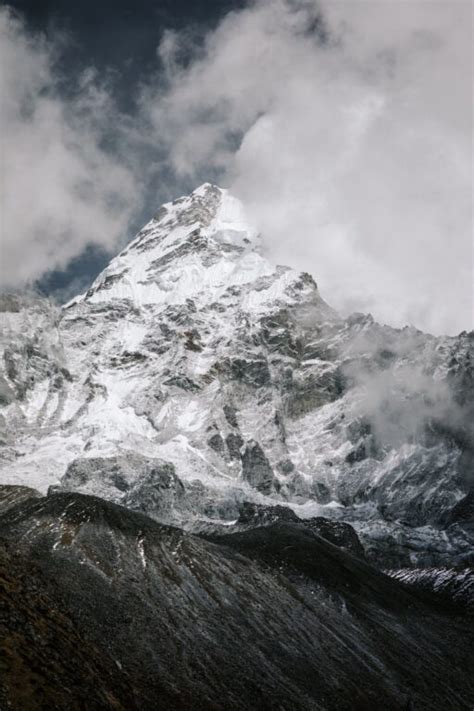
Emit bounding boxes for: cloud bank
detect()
[1,1,472,335]
[0,7,141,287]
[148,0,472,335]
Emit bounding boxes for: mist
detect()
[149,0,472,335]
[0,7,142,287]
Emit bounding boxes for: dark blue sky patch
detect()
[7,0,247,111]
[35,243,111,303]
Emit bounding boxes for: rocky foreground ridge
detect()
[0,484,473,710]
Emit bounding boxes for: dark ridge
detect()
[0,542,136,710]
[0,489,472,709]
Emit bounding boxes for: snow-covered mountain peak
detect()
[1,183,472,570]
[67,183,325,316]
[124,182,252,258]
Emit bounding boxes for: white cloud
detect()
[145,0,472,335]
[0,8,140,288]
[1,1,472,335]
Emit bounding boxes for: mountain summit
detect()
[69,183,330,315]
[0,184,473,568]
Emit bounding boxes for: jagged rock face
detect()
[0,487,473,710]
[0,183,473,566]
[237,500,300,525]
[56,453,186,521]
[241,440,279,494]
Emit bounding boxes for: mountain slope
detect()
[0,183,473,567]
[0,485,472,710]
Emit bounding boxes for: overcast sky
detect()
[0,0,472,334]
